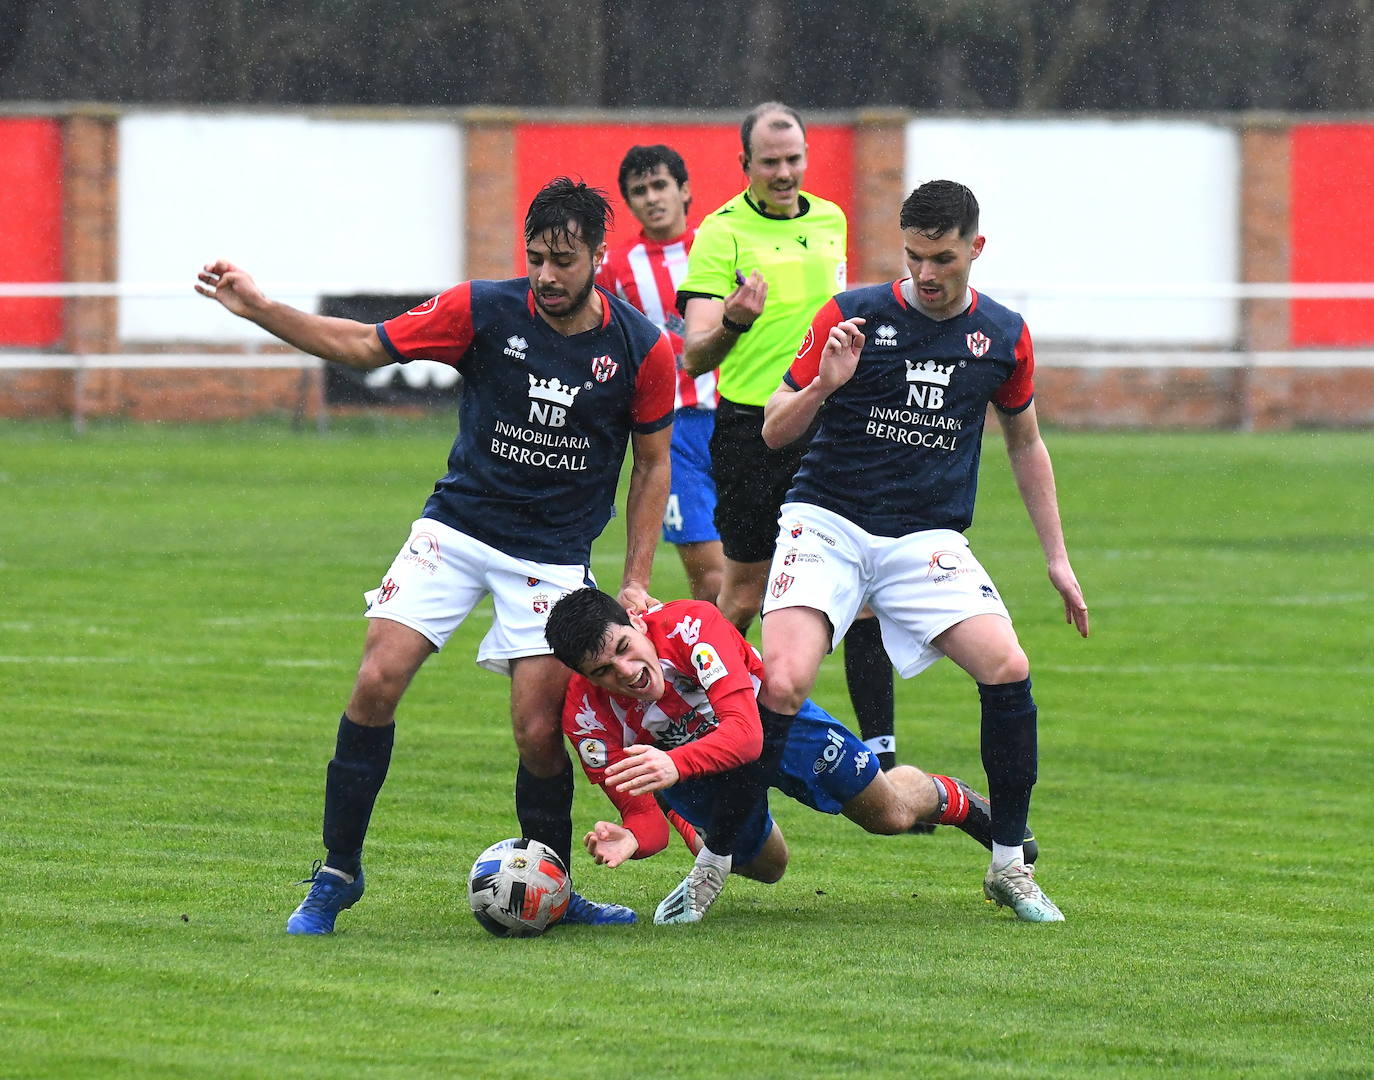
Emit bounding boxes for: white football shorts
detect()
[363,518,595,676]
[761,502,1012,678]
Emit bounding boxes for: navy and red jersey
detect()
[596,229,718,412]
[783,282,1035,537]
[377,279,676,564]
[562,600,765,859]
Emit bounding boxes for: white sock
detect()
[319,865,355,884]
[697,845,732,875]
[991,843,1023,871]
[863,735,896,756]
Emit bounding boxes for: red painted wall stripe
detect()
[1290,124,1374,346]
[0,118,63,347]
[514,121,855,277]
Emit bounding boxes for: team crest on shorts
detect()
[789,521,803,539]
[377,577,399,604]
[966,331,991,358]
[591,354,618,383]
[771,572,795,598]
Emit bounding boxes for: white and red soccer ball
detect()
[466,838,571,937]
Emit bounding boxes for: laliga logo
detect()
[528,375,581,427]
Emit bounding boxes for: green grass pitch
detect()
[2,417,1370,1078]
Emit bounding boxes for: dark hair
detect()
[617,144,689,199]
[544,587,631,672]
[740,101,805,165]
[899,180,980,239]
[525,177,613,253]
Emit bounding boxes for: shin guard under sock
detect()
[978,678,1038,848]
[843,617,897,769]
[323,713,394,877]
[515,756,575,871]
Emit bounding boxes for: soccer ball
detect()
[466,837,571,937]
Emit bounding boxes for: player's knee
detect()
[759,668,809,715]
[983,647,1030,686]
[511,717,564,774]
[348,662,406,724]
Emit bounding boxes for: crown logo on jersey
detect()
[905,359,954,386]
[874,324,898,345]
[527,374,581,406]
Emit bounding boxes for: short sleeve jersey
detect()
[596,228,717,412]
[677,191,847,407]
[783,282,1035,536]
[562,600,764,784]
[377,279,675,564]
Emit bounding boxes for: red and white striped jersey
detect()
[598,229,718,411]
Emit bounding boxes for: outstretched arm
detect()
[194,260,390,370]
[998,403,1090,637]
[618,425,672,613]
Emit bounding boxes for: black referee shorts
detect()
[709,398,813,564]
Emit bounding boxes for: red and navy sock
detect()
[323,712,394,878]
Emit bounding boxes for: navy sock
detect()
[978,678,1038,848]
[843,617,896,769]
[323,713,394,877]
[707,706,793,853]
[515,757,574,872]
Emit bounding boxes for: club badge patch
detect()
[966,331,990,357]
[771,572,794,598]
[591,354,618,383]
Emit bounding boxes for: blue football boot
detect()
[286,861,365,934]
[560,891,637,926]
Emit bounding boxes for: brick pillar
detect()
[64,110,120,420]
[1238,119,1293,429]
[852,109,909,285]
[463,109,520,280]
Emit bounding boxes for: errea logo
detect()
[874,324,898,346]
[504,335,529,359]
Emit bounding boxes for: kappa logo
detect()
[591,354,618,383]
[874,324,898,346]
[666,615,703,646]
[854,749,872,775]
[771,572,795,598]
[966,331,991,358]
[572,694,605,736]
[504,335,529,359]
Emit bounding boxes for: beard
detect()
[533,271,597,320]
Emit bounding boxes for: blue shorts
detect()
[659,698,880,865]
[661,407,719,545]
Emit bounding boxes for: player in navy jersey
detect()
[542,589,1030,923]
[597,145,724,604]
[195,178,676,934]
[741,180,1090,924]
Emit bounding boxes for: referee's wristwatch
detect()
[721,315,753,334]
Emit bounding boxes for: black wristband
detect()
[721,315,753,334]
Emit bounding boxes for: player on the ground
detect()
[750,179,1089,923]
[597,145,723,604]
[544,588,1035,920]
[194,178,675,934]
[675,101,900,774]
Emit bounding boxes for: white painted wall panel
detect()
[118,112,464,343]
[904,120,1240,345]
